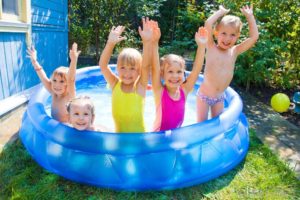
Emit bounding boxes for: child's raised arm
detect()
[150,21,162,105]
[68,43,81,98]
[183,27,207,93]
[235,5,259,54]
[205,5,230,46]
[99,26,126,88]
[137,18,153,92]
[26,46,52,92]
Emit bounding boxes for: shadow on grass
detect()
[0,137,246,199]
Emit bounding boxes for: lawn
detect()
[0,130,299,199]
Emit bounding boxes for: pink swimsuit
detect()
[154,86,186,131]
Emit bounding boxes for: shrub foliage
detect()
[69,0,300,90]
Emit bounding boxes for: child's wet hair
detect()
[50,66,69,81]
[117,48,142,70]
[216,15,243,32]
[160,54,186,72]
[66,96,95,116]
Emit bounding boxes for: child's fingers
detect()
[199,27,208,36]
[72,42,78,50]
[118,36,126,42]
[119,26,125,33]
[196,27,208,43]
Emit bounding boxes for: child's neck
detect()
[121,82,134,93]
[216,44,231,52]
[53,91,68,98]
[166,86,180,100]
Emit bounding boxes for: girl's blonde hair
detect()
[117,48,142,71]
[216,15,243,32]
[51,66,68,81]
[66,96,95,116]
[160,54,186,73]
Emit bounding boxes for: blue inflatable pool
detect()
[19,66,249,191]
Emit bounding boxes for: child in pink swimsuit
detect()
[151,21,208,131]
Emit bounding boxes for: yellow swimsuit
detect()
[112,81,145,133]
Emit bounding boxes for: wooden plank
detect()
[31,30,68,76]
[14,34,27,91]
[10,34,22,93]
[32,0,64,13]
[31,13,66,28]
[3,34,17,96]
[0,34,11,98]
[0,57,4,99]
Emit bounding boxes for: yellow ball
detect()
[270,93,290,113]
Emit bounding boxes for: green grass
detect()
[0,130,299,200]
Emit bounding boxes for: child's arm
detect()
[151,21,162,105]
[183,27,207,93]
[205,5,230,47]
[26,46,52,93]
[137,18,153,93]
[235,5,259,54]
[68,43,81,98]
[99,26,126,88]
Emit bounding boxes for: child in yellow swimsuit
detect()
[98,18,153,133]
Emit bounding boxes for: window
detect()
[0,0,31,45]
[2,0,19,17]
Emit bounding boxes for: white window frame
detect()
[0,0,31,45]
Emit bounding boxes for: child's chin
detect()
[75,126,87,131]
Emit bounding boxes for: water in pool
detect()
[46,79,197,132]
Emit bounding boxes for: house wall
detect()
[0,0,68,100]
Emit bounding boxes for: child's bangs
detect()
[117,48,142,68]
[51,66,68,80]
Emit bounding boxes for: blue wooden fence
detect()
[0,0,68,101]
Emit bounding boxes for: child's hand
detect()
[69,43,81,61]
[219,5,230,15]
[152,20,161,43]
[107,26,126,45]
[138,17,153,43]
[195,27,208,45]
[240,5,254,18]
[26,46,37,63]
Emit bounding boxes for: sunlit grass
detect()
[0,130,299,199]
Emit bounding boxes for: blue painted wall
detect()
[0,0,68,100]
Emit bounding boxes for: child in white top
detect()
[197,5,259,122]
[27,43,81,123]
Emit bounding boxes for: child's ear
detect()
[91,115,95,124]
[214,30,218,38]
[160,68,164,78]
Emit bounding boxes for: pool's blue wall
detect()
[0,0,68,100]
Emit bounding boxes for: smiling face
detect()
[51,74,67,95]
[117,64,140,85]
[67,98,95,131]
[215,25,240,50]
[215,15,242,50]
[117,48,142,85]
[51,67,68,96]
[161,54,186,89]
